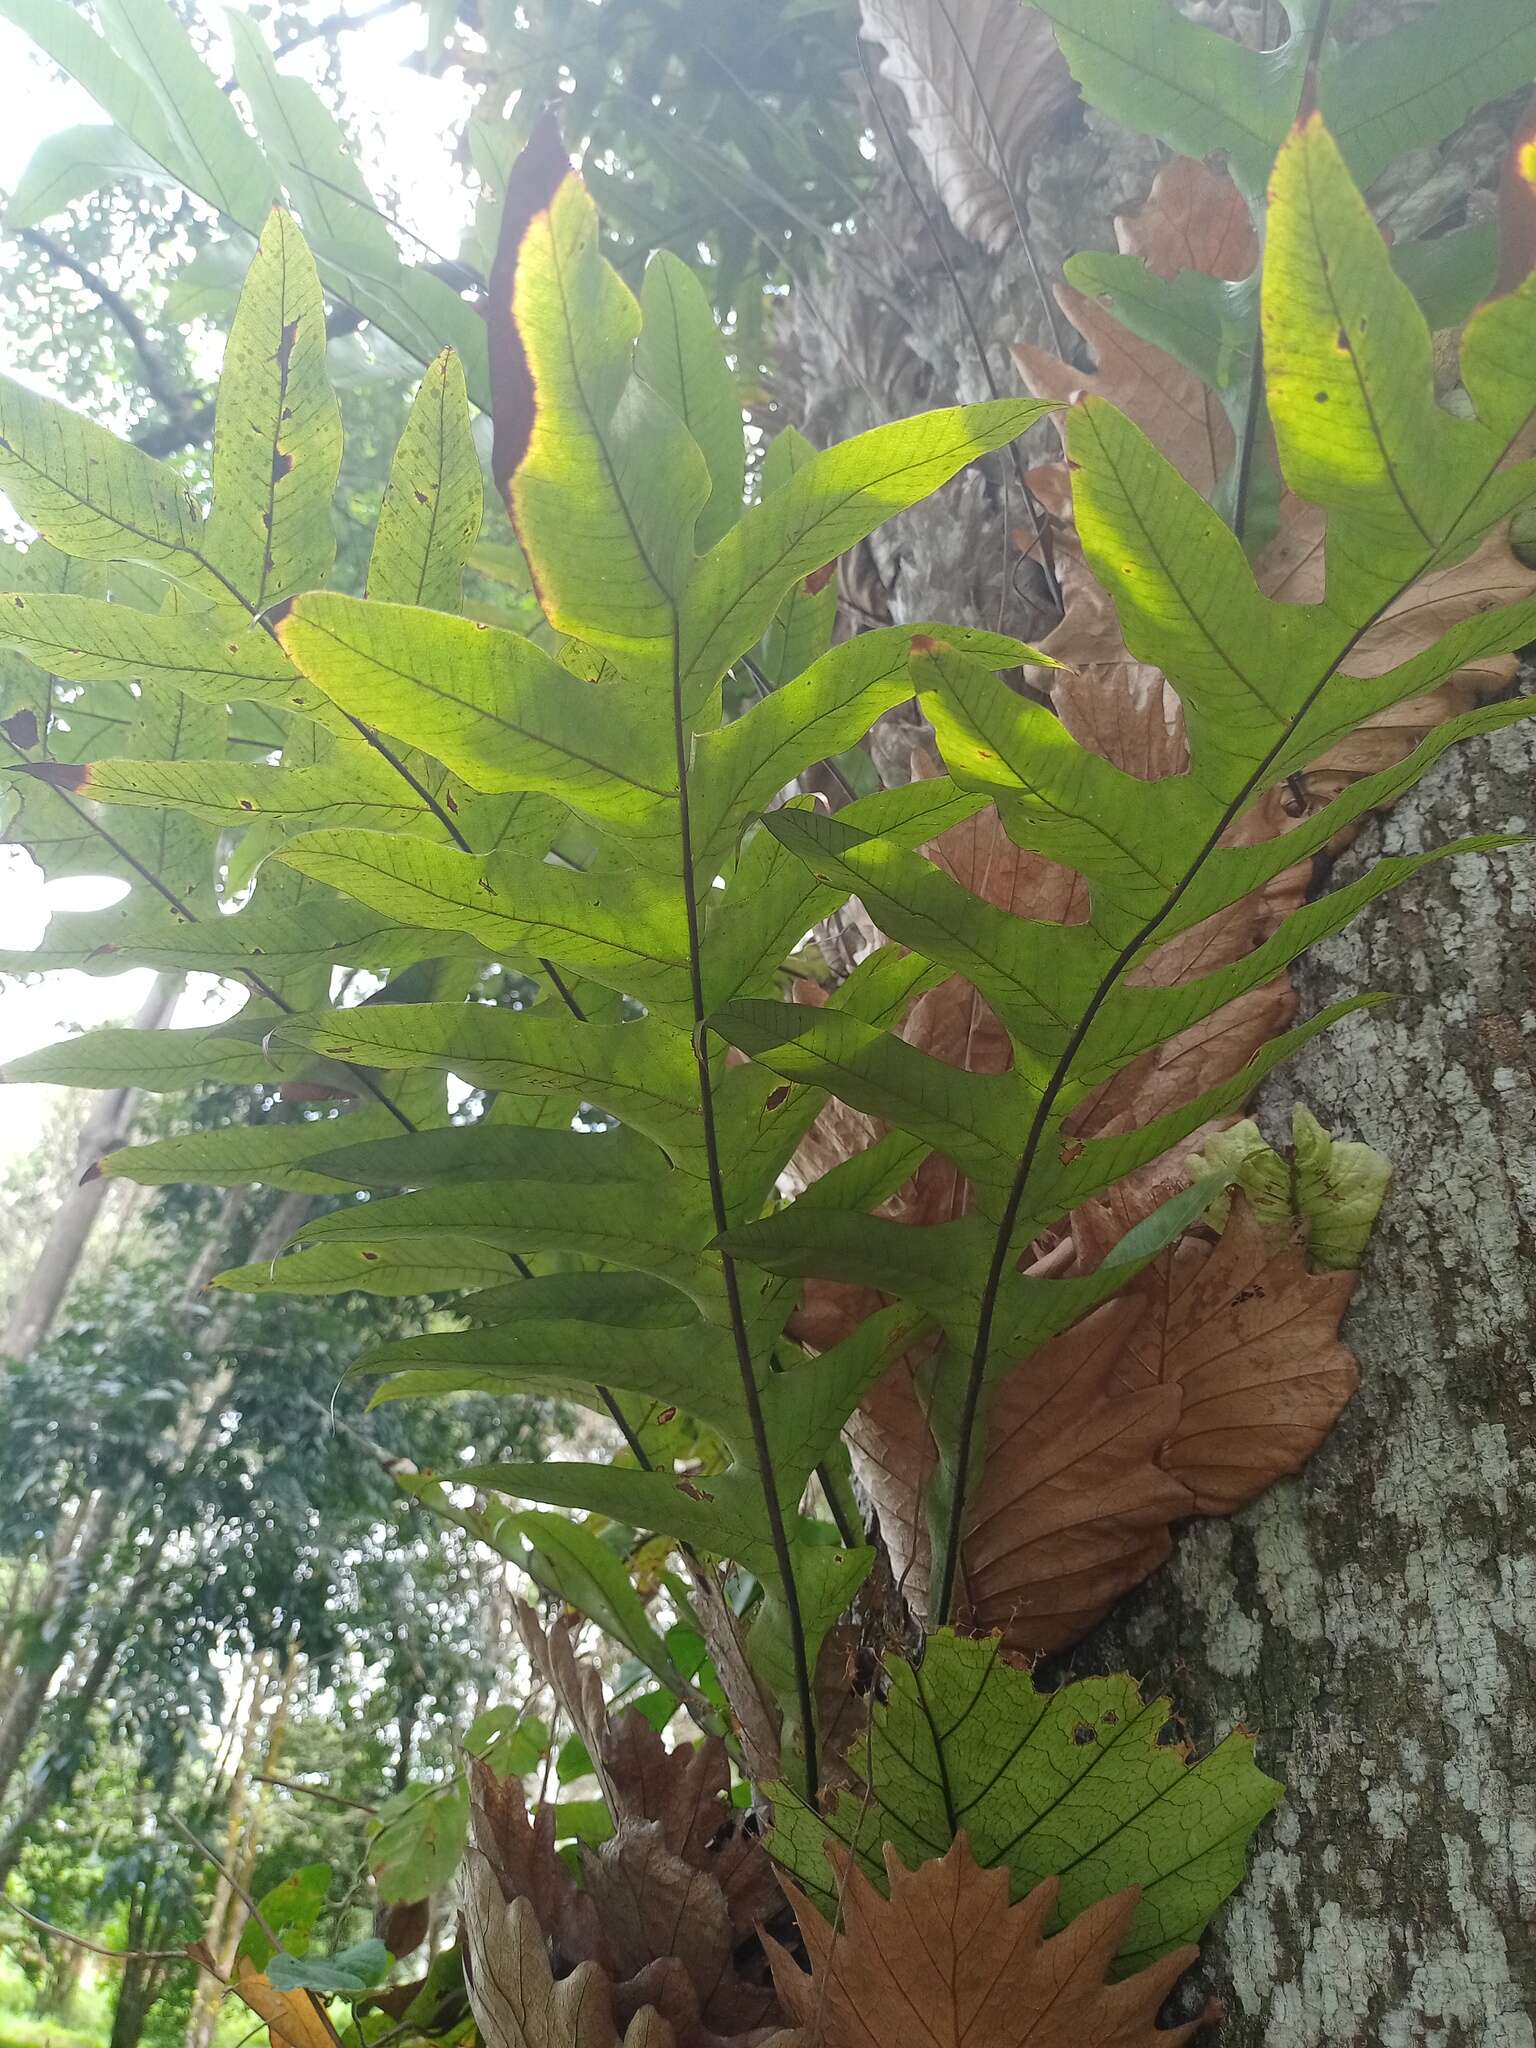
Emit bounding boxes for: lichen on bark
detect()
[1080,715,1536,2046]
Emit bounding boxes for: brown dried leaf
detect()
[847,1292,1193,1656]
[1256,514,1536,798]
[766,1837,1217,2046]
[1015,285,1234,499]
[514,1608,781,1940]
[229,1960,342,2048]
[460,1853,680,2048]
[1116,156,1256,284]
[376,1897,429,1961]
[1077,1195,1360,1516]
[581,1826,782,2040]
[469,1755,605,1971]
[859,0,1075,254]
[1012,162,1251,504]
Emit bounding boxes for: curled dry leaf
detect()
[461,1853,751,2048]
[514,1605,782,1939]
[766,1837,1218,2046]
[227,1958,341,2048]
[469,1755,605,1970]
[580,1825,783,2041]
[1076,1193,1360,1517]
[859,0,1075,254]
[464,1806,793,2048]
[485,1608,791,2043]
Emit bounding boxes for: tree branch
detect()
[18,226,192,424]
[167,1815,284,1955]
[274,0,415,57]
[1,1892,193,1966]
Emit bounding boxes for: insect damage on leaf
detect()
[767,1630,1282,1973]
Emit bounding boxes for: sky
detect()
[0,1,472,1159]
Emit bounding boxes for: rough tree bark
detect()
[1081,717,1536,2046]
[781,18,1534,2041]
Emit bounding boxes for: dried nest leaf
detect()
[1116,156,1256,284]
[1015,286,1235,500]
[581,1824,784,2040]
[1077,1193,1361,1515]
[844,1177,1364,1653]
[469,1756,605,1970]
[514,1606,782,1940]
[847,1285,1193,1651]
[1013,163,1253,500]
[461,1853,798,2048]
[1257,513,1536,797]
[859,0,1075,254]
[785,791,1319,1656]
[766,1838,1218,2046]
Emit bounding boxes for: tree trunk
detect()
[37,1929,88,2017]
[0,1486,116,1801]
[1078,717,1536,2045]
[184,1653,270,2048]
[0,1194,306,1858]
[109,1962,160,2048]
[2,974,178,1360]
[785,25,1535,2038]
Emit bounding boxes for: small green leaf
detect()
[1290,1105,1391,1269]
[368,1780,470,1904]
[238,1864,331,1972]
[268,1938,391,1996]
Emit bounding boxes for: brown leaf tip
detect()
[15,759,89,792]
[489,112,576,502]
